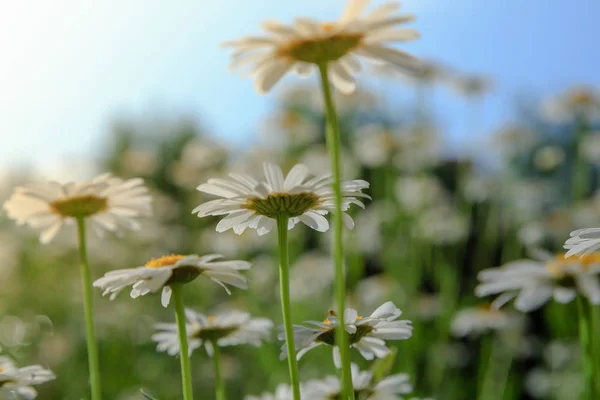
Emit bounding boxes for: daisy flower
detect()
[245,384,293,400]
[224,0,420,94]
[302,363,413,400]
[564,228,600,257]
[93,254,250,307]
[450,304,524,338]
[475,250,600,312]
[152,309,273,356]
[279,301,413,367]
[3,173,151,244]
[0,357,55,400]
[193,162,369,235]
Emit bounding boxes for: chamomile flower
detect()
[93,254,250,307]
[451,304,524,338]
[302,363,413,400]
[193,162,369,235]
[152,309,273,357]
[245,384,293,400]
[0,357,55,400]
[224,0,420,95]
[475,250,600,312]
[564,228,600,257]
[279,301,412,368]
[3,173,151,244]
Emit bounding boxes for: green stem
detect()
[172,284,194,400]
[212,342,226,400]
[276,215,301,400]
[75,218,102,400]
[318,63,355,400]
[577,296,597,399]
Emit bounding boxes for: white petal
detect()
[161,286,173,307]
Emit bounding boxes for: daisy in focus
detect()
[279,301,413,367]
[475,251,600,312]
[302,363,413,400]
[93,254,250,307]
[224,0,420,94]
[451,304,524,338]
[245,384,293,400]
[193,162,370,235]
[564,228,600,257]
[152,309,273,356]
[3,173,152,244]
[0,357,55,400]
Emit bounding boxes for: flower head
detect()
[152,309,273,357]
[302,363,413,400]
[450,304,524,338]
[193,163,369,235]
[475,250,600,312]
[224,0,420,94]
[93,254,250,307]
[3,173,152,244]
[0,357,55,399]
[279,301,412,367]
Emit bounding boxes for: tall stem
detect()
[276,215,302,400]
[318,63,355,400]
[577,296,597,399]
[76,218,102,400]
[212,342,226,400]
[172,284,194,400]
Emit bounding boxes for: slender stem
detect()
[317,63,355,400]
[212,342,226,400]
[276,215,302,400]
[172,284,194,400]
[76,218,102,400]
[577,296,597,399]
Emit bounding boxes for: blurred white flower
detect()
[353,125,398,167]
[395,176,447,213]
[413,206,468,244]
[120,149,158,176]
[0,357,55,400]
[152,309,272,357]
[451,75,493,98]
[301,363,413,399]
[394,129,443,172]
[3,173,152,244]
[260,110,320,147]
[533,145,565,171]
[461,174,492,203]
[245,384,293,400]
[492,125,538,157]
[199,229,270,257]
[300,145,360,178]
[475,250,600,311]
[450,305,524,338]
[579,132,600,164]
[224,0,420,94]
[193,163,369,235]
[279,301,412,368]
[517,221,545,247]
[539,86,600,124]
[355,275,406,311]
[289,252,334,301]
[93,254,250,307]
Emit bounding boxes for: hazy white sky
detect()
[1,0,598,176]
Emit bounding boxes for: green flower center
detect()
[192,321,239,342]
[280,32,364,64]
[243,192,321,218]
[166,266,201,285]
[315,323,374,346]
[50,195,108,218]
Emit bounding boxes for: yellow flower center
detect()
[316,310,373,345]
[0,366,3,373]
[50,195,108,218]
[243,192,321,218]
[567,87,595,106]
[145,254,187,268]
[145,254,201,285]
[208,316,217,323]
[278,30,364,64]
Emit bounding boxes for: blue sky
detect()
[1,0,598,171]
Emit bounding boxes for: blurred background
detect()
[1,0,600,399]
